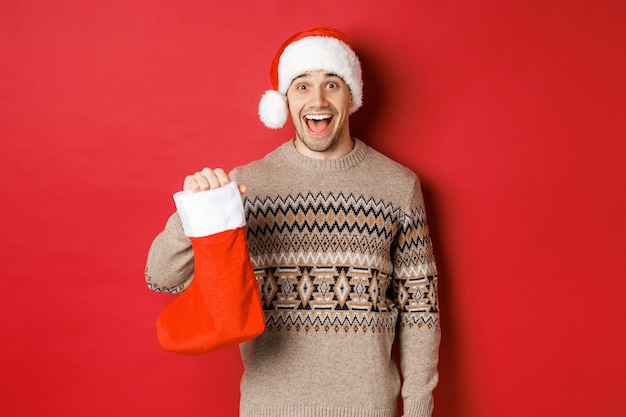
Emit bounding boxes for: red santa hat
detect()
[258,26,363,129]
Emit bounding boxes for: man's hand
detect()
[183,168,247,194]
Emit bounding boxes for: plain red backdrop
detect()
[1,1,625,416]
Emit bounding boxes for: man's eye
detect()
[327,82,337,89]
[297,84,307,90]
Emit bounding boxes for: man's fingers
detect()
[183,168,236,193]
[199,168,221,190]
[213,168,231,187]
[183,174,203,192]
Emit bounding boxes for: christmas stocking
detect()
[156,181,265,355]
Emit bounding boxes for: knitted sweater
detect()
[145,139,440,417]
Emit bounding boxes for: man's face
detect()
[286,71,354,160]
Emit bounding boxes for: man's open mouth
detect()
[304,114,333,135]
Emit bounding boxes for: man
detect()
[146,26,440,417]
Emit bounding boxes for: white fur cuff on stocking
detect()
[173,181,246,238]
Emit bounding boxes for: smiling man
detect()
[288,71,354,158]
[145,27,440,417]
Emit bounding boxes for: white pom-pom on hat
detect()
[258,26,363,129]
[258,90,289,129]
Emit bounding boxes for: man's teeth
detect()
[305,114,332,120]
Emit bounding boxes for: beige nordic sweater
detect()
[145,139,440,417]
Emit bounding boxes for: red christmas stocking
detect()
[156,181,265,355]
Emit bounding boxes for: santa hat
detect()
[258,26,363,129]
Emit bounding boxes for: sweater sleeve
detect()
[394,179,440,417]
[145,212,194,294]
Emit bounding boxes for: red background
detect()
[1,1,625,416]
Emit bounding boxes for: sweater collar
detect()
[279,138,368,172]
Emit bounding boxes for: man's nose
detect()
[310,86,329,107]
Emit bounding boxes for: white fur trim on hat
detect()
[278,36,362,109]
